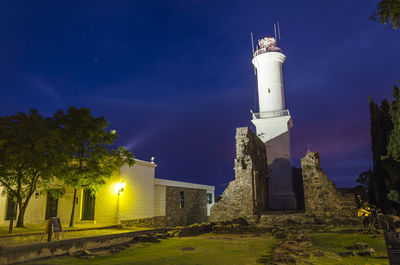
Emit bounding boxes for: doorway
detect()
[45,193,58,219]
[81,189,95,220]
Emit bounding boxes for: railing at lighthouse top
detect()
[253,46,281,57]
[251,109,290,119]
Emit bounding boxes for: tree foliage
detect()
[55,107,134,227]
[369,96,393,211]
[386,86,400,161]
[0,110,64,227]
[383,85,400,207]
[355,169,372,207]
[368,83,400,214]
[371,0,400,29]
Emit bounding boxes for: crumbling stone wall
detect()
[210,127,268,222]
[302,151,357,220]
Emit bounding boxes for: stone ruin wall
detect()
[210,127,268,222]
[210,127,357,224]
[301,151,357,221]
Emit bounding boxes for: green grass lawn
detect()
[308,227,389,265]
[27,233,277,265]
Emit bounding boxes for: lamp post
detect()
[116,182,125,225]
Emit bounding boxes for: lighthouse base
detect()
[265,131,297,209]
[269,192,297,210]
[252,115,297,210]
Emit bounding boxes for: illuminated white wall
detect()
[252,52,286,112]
[0,185,81,226]
[118,160,156,220]
[154,184,166,216]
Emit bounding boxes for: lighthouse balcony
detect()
[253,46,281,57]
[252,109,290,119]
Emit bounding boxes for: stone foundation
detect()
[122,216,168,228]
[210,127,268,222]
[302,152,357,221]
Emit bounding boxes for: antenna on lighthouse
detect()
[274,24,277,41]
[250,32,256,75]
[277,22,281,49]
[277,22,281,40]
[250,32,255,55]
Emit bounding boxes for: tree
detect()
[383,85,400,211]
[55,107,134,227]
[369,83,400,214]
[0,110,64,227]
[371,0,400,29]
[386,85,400,161]
[369,96,393,211]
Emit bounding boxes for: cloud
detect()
[26,74,62,102]
[88,97,166,109]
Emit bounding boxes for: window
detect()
[267,88,270,93]
[45,193,58,220]
[207,193,213,204]
[179,191,184,208]
[82,189,95,220]
[5,196,17,220]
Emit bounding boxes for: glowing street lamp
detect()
[116,182,126,194]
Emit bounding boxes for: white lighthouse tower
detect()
[251,35,297,209]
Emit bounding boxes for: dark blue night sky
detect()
[1,1,399,195]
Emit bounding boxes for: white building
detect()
[0,159,215,227]
[251,35,297,209]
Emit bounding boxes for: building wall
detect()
[56,186,81,225]
[206,192,214,217]
[0,160,157,226]
[154,178,214,216]
[154,184,166,216]
[90,171,120,224]
[0,159,214,227]
[122,179,213,227]
[118,161,156,220]
[0,188,44,225]
[164,186,208,226]
[0,184,81,226]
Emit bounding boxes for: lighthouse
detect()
[251,35,297,209]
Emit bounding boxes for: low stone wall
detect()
[258,212,307,226]
[210,127,268,222]
[121,216,169,228]
[0,228,169,265]
[302,152,357,221]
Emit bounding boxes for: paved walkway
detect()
[0,226,149,247]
